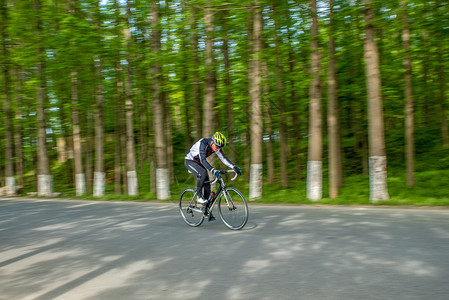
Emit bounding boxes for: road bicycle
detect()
[179,170,248,230]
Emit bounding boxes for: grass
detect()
[17,139,449,207]
[19,168,449,207]
[246,169,449,206]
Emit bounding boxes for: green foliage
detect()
[1,0,448,206]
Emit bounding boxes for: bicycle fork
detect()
[222,190,236,211]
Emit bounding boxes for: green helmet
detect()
[212,132,227,148]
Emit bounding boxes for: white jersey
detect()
[185,138,234,171]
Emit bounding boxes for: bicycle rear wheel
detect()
[179,188,205,227]
[218,187,248,230]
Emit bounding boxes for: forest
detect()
[0,0,448,205]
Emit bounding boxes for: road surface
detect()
[1,198,448,300]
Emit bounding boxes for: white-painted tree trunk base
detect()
[127,171,138,196]
[75,173,86,196]
[6,177,16,196]
[38,175,54,197]
[156,168,170,200]
[93,172,106,197]
[249,163,263,200]
[307,161,322,201]
[369,156,389,202]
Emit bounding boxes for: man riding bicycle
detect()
[185,132,242,208]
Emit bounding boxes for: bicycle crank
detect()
[189,207,203,214]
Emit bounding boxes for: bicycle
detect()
[179,170,248,230]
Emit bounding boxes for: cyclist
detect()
[185,132,241,210]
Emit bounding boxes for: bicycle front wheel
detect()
[179,188,204,227]
[218,187,248,230]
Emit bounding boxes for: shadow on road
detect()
[1,199,448,300]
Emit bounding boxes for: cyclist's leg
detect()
[203,177,211,200]
[185,159,208,199]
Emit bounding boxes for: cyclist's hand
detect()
[213,169,221,178]
[233,166,242,175]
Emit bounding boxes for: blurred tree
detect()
[1,0,16,195]
[363,0,389,201]
[34,0,53,197]
[151,0,170,200]
[249,2,263,200]
[203,6,216,138]
[68,0,86,196]
[124,0,138,195]
[272,2,288,189]
[401,1,415,187]
[307,0,322,201]
[327,0,343,199]
[93,0,105,197]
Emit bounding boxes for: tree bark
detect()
[307,0,322,201]
[93,0,105,197]
[115,62,124,195]
[401,1,415,187]
[13,69,25,189]
[328,0,343,199]
[190,7,202,140]
[249,3,263,200]
[35,0,53,196]
[71,70,86,196]
[151,1,170,200]
[363,0,389,201]
[124,0,138,195]
[273,4,288,189]
[1,0,16,195]
[203,7,216,138]
[261,52,274,184]
[221,11,235,162]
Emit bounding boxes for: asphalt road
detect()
[1,198,448,300]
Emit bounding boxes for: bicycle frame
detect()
[207,171,238,212]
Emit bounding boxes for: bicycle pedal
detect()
[208,213,216,222]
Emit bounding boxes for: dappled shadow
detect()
[1,199,449,300]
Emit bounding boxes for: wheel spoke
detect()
[179,188,204,227]
[218,187,248,230]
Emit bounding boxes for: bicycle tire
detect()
[218,187,248,230]
[179,188,205,227]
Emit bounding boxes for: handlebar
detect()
[210,170,239,185]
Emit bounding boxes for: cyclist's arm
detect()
[198,139,215,171]
[216,149,235,169]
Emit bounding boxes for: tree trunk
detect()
[261,54,275,184]
[436,44,448,146]
[86,113,93,194]
[1,0,16,195]
[13,69,25,189]
[71,71,86,196]
[180,3,193,148]
[165,91,175,184]
[327,0,343,199]
[93,0,105,197]
[421,30,431,127]
[273,5,288,189]
[35,0,53,196]
[287,24,302,181]
[249,3,263,200]
[222,12,235,162]
[151,1,170,200]
[307,0,322,201]
[124,0,138,195]
[115,63,124,195]
[401,1,415,187]
[203,7,216,138]
[190,7,202,140]
[363,0,389,201]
